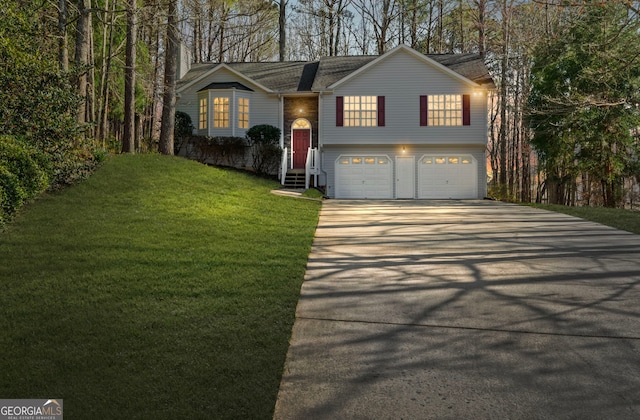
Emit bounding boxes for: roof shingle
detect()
[178,48,495,93]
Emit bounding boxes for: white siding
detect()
[176,68,280,137]
[320,52,488,146]
[321,144,487,199]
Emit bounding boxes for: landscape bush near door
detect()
[246,125,282,175]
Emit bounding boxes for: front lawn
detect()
[526,203,640,235]
[0,154,321,419]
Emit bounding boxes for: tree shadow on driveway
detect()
[274,200,640,420]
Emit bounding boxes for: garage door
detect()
[418,155,477,199]
[335,155,392,199]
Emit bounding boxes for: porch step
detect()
[284,169,306,189]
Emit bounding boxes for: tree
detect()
[75,0,92,125]
[58,0,69,71]
[122,0,137,153]
[159,0,179,155]
[278,0,287,60]
[528,2,640,207]
[355,0,398,54]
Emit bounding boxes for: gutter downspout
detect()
[279,94,284,149]
[318,90,328,192]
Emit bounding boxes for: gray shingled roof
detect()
[178,51,495,93]
[428,54,496,88]
[310,56,378,91]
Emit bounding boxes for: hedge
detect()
[0,135,50,224]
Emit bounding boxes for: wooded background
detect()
[1,0,639,207]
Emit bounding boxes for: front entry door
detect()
[292,129,311,169]
[396,156,415,198]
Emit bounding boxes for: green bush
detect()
[0,135,50,223]
[246,125,282,175]
[0,165,24,219]
[188,136,247,167]
[174,111,194,155]
[49,140,105,189]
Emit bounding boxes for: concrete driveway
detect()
[273,200,640,420]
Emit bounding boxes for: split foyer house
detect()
[176,44,495,199]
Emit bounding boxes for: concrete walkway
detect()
[274,200,640,419]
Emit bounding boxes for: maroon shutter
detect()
[463,94,471,126]
[377,96,385,127]
[336,96,344,127]
[420,95,428,126]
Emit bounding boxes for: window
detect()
[238,97,249,129]
[344,96,377,127]
[421,94,470,126]
[292,119,311,129]
[428,95,462,126]
[213,97,229,128]
[198,97,207,130]
[422,155,474,165]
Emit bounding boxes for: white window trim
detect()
[198,94,208,131]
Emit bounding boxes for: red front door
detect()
[292,129,311,169]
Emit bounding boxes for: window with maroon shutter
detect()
[340,96,379,127]
[424,94,467,126]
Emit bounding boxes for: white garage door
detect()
[418,155,477,199]
[335,155,392,199]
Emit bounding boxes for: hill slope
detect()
[0,154,321,419]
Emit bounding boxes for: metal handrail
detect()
[280,147,288,185]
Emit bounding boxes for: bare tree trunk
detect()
[279,0,287,61]
[410,0,418,49]
[438,0,444,53]
[473,0,487,58]
[498,0,510,189]
[159,0,178,156]
[75,0,91,125]
[58,0,69,72]
[99,0,117,146]
[87,8,95,132]
[122,0,137,153]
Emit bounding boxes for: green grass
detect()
[526,203,640,235]
[301,188,325,199]
[0,154,321,419]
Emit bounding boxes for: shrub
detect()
[0,2,103,193]
[188,136,247,166]
[246,125,282,175]
[174,111,194,155]
[0,135,50,223]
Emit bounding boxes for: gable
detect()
[328,51,477,94]
[325,45,482,91]
[177,61,312,94]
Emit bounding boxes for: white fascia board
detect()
[177,63,274,94]
[327,44,481,90]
